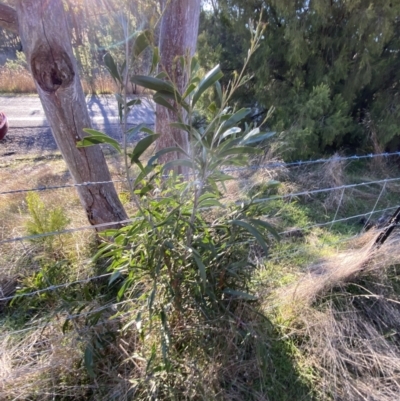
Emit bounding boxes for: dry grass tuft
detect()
[293,152,347,211]
[320,153,347,210]
[0,327,84,400]
[222,156,287,203]
[275,229,400,400]
[80,73,118,95]
[0,67,36,93]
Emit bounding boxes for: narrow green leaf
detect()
[191,127,206,145]
[230,219,269,256]
[117,278,133,300]
[223,288,258,301]
[148,284,156,314]
[161,332,169,367]
[109,270,122,285]
[220,127,242,141]
[190,247,207,290]
[190,76,201,85]
[169,122,191,133]
[218,137,242,154]
[198,199,224,208]
[103,53,121,84]
[62,319,70,334]
[192,64,223,107]
[76,137,109,147]
[155,71,168,79]
[115,93,123,105]
[133,30,152,57]
[153,90,189,112]
[150,47,159,75]
[134,164,155,186]
[191,57,200,74]
[84,346,96,378]
[118,102,123,122]
[153,92,176,112]
[91,244,115,262]
[183,83,196,99]
[249,218,280,241]
[162,159,195,173]
[220,108,251,131]
[240,129,276,145]
[139,184,153,196]
[126,98,142,108]
[127,123,149,138]
[131,75,176,94]
[141,127,156,135]
[130,134,161,164]
[198,192,218,202]
[77,129,121,152]
[241,127,260,142]
[147,146,189,166]
[215,80,222,105]
[136,311,142,330]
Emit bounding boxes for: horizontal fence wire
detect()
[0,178,126,195]
[224,151,400,173]
[1,205,397,304]
[0,234,361,341]
[1,151,400,196]
[278,205,399,236]
[250,177,400,205]
[0,217,392,338]
[0,217,141,245]
[0,273,113,302]
[1,311,136,357]
[0,300,134,340]
[1,177,398,245]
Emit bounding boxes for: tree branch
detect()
[0,3,19,35]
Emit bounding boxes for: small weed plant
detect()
[25,192,70,252]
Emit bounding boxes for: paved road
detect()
[0,95,155,158]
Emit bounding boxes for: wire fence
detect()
[1,176,397,245]
[1,151,400,341]
[1,150,399,196]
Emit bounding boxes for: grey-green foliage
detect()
[78,21,282,396]
[198,0,400,159]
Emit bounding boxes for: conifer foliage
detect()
[198,0,400,158]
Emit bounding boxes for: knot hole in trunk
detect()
[31,43,74,92]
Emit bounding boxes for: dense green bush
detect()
[198,0,400,159]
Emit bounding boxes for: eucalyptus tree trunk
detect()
[10,0,127,229]
[0,3,18,35]
[155,0,201,164]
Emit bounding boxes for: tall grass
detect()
[0,66,36,93]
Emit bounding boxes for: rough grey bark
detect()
[155,0,201,164]
[0,3,18,35]
[15,0,127,228]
